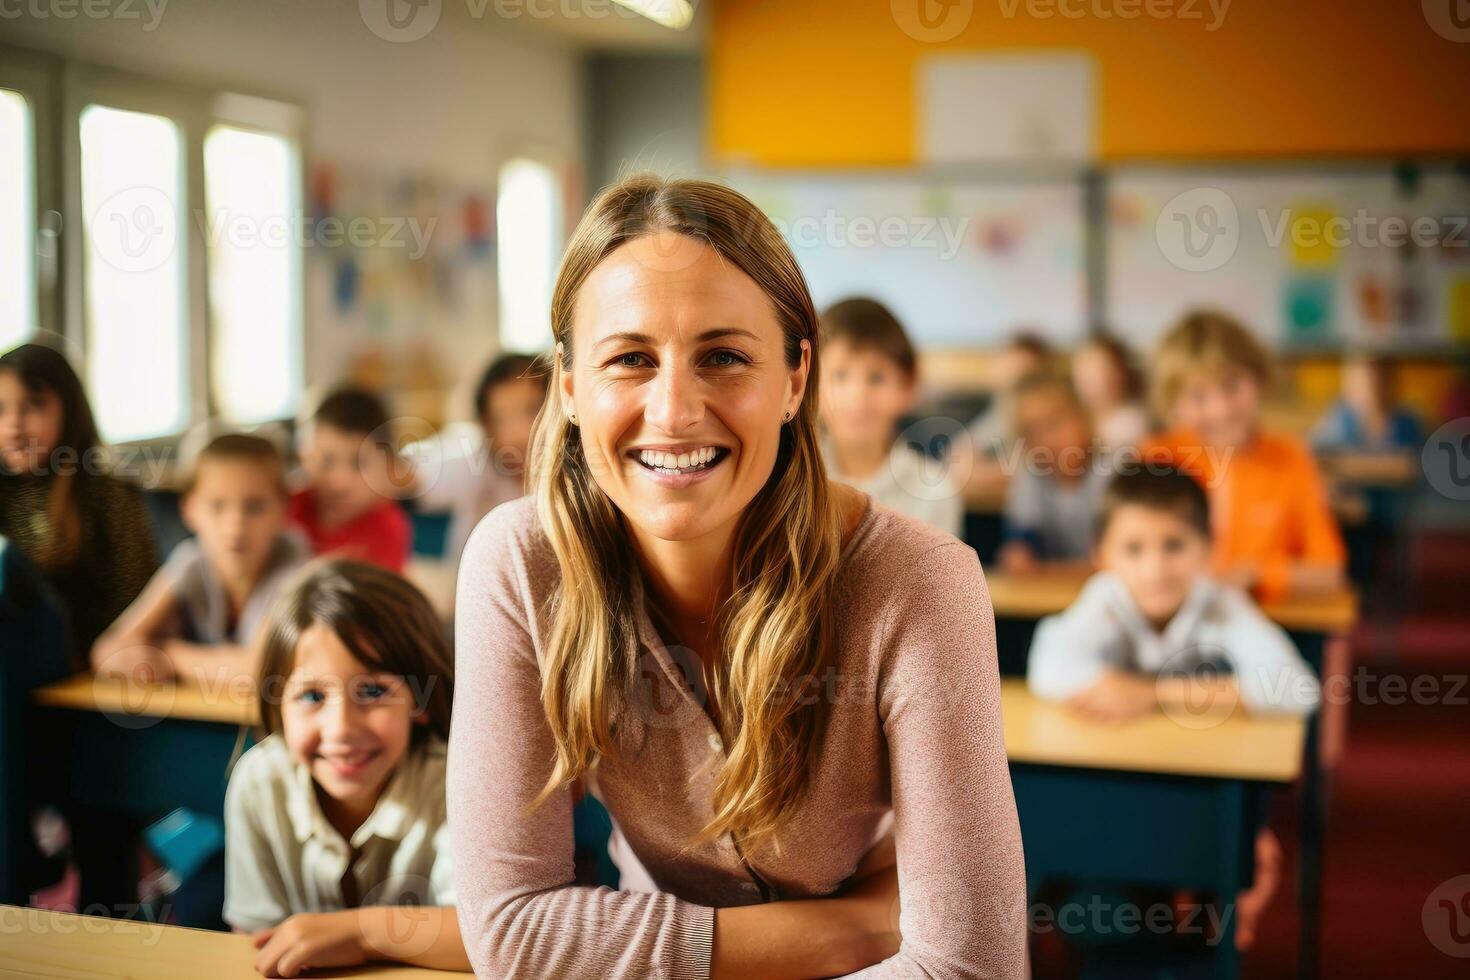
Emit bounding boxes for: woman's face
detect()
[561,231,810,545]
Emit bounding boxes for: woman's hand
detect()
[252,911,368,978]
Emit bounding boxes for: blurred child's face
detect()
[1170,367,1260,450]
[1072,345,1124,410]
[1015,389,1091,470]
[302,424,391,524]
[1342,361,1386,416]
[1097,504,1211,625]
[819,340,914,449]
[280,622,420,816]
[183,458,286,582]
[993,346,1046,392]
[0,372,63,475]
[481,379,546,474]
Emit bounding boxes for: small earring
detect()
[782,410,792,423]
[568,411,577,425]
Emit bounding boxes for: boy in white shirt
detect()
[1027,464,1319,949]
[818,298,962,538]
[1028,466,1320,719]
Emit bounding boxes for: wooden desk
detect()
[0,905,469,979]
[34,673,258,727]
[1003,680,1302,979]
[985,569,1358,634]
[1000,679,1304,783]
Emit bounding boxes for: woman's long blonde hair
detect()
[530,174,844,853]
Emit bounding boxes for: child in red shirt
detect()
[290,387,410,572]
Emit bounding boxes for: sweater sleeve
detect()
[447,506,715,980]
[848,542,1028,979]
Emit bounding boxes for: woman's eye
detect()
[357,682,389,702]
[708,349,746,367]
[295,689,324,706]
[615,352,649,368]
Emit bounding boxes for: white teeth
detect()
[636,447,721,472]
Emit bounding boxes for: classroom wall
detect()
[585,52,706,193]
[3,0,584,418]
[708,0,1470,166]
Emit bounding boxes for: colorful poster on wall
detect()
[1285,275,1335,343]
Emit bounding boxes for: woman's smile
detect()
[628,444,733,488]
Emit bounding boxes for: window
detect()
[78,103,188,443]
[204,125,302,424]
[0,88,35,350]
[496,157,562,351]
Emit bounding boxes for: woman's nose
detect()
[644,362,705,433]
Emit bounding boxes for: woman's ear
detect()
[557,342,576,419]
[788,338,812,418]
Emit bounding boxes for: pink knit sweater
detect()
[448,494,1026,978]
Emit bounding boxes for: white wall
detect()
[3,0,585,419]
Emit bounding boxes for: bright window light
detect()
[79,104,187,442]
[204,125,302,424]
[497,158,561,352]
[0,88,35,351]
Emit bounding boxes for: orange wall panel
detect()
[710,0,1470,165]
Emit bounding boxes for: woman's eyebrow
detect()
[592,327,760,351]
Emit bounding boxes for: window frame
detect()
[47,56,308,453]
[0,46,63,344]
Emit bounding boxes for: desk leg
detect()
[1298,716,1324,980]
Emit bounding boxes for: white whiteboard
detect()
[1107,167,1470,351]
[724,172,1088,348]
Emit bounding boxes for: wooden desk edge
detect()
[33,674,259,727]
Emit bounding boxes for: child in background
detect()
[409,352,547,565]
[1312,354,1422,453]
[1028,466,1320,719]
[91,433,307,688]
[291,387,411,573]
[1071,334,1151,451]
[1141,311,1345,602]
[999,373,1110,573]
[963,332,1053,508]
[225,560,466,975]
[1028,467,1318,950]
[818,298,962,537]
[0,343,157,663]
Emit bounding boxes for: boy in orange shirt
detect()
[1140,311,1344,602]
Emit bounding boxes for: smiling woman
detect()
[448,175,1026,979]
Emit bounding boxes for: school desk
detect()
[0,904,471,979]
[28,672,256,895]
[988,571,1354,980]
[1002,678,1305,979]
